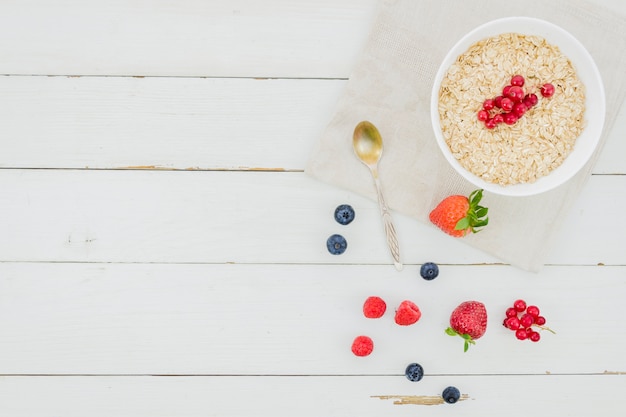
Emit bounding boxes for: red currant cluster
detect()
[477,75,555,129]
[502,299,555,342]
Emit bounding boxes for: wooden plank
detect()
[0,76,343,171]
[0,374,624,416]
[0,169,623,265]
[0,262,624,375]
[0,0,378,78]
[1,0,625,79]
[1,75,624,173]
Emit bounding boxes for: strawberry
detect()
[395,300,422,326]
[429,189,488,237]
[445,301,488,352]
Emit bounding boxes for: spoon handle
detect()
[372,171,402,271]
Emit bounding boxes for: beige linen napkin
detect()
[306,0,626,271]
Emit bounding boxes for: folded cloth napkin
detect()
[306,0,626,271]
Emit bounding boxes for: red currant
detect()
[540,83,555,97]
[523,93,538,107]
[503,112,518,125]
[519,313,534,328]
[515,329,528,340]
[513,102,527,117]
[510,75,525,87]
[483,98,495,111]
[506,307,518,318]
[484,117,497,129]
[502,85,512,97]
[526,305,540,317]
[494,95,504,109]
[535,316,546,326]
[507,86,525,102]
[500,97,514,112]
[504,316,521,330]
[529,331,541,342]
[493,113,504,124]
[513,299,526,312]
[478,110,489,122]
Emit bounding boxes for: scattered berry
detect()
[395,300,422,326]
[363,296,386,319]
[513,102,528,117]
[500,97,514,112]
[483,98,495,111]
[540,83,555,97]
[477,76,554,129]
[442,386,461,404]
[420,262,439,280]
[526,305,540,317]
[351,335,374,356]
[510,74,525,87]
[446,300,488,352]
[405,363,424,382]
[334,204,355,225]
[477,109,489,122]
[504,299,555,343]
[519,313,534,328]
[503,112,518,125]
[523,93,538,108]
[503,316,520,331]
[507,86,525,102]
[429,189,489,238]
[326,234,347,255]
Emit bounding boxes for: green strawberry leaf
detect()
[463,340,469,352]
[445,327,458,336]
[454,217,470,230]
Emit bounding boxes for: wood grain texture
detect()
[0,263,624,375]
[0,75,624,173]
[0,1,625,416]
[0,170,623,265]
[0,374,623,416]
[0,0,378,78]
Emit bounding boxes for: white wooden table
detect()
[1,1,625,415]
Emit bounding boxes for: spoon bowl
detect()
[352,121,402,271]
[353,122,383,166]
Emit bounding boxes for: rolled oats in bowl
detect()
[431,18,605,197]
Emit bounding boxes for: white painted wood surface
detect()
[0,1,624,415]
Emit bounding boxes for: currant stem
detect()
[533,324,556,334]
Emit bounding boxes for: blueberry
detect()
[404,363,424,382]
[420,262,439,280]
[326,234,347,255]
[442,386,461,404]
[334,204,355,225]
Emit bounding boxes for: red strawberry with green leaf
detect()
[429,189,488,237]
[446,301,488,352]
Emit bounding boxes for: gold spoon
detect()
[353,121,402,271]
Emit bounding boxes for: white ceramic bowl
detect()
[430,17,605,196]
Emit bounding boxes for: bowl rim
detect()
[430,16,606,197]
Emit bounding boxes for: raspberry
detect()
[351,335,374,356]
[363,296,386,319]
[394,300,421,326]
